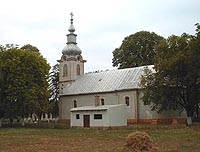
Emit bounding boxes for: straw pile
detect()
[124,131,159,152]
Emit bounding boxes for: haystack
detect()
[124,131,159,152]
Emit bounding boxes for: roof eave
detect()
[59,88,143,97]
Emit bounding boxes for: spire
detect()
[62,12,82,56]
[68,12,75,33]
[70,12,73,24]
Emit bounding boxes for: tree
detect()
[0,45,19,125]
[141,24,200,125]
[0,44,50,125]
[112,31,164,69]
[0,46,5,127]
[48,63,59,117]
[21,44,40,52]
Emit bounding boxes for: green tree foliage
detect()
[0,47,5,121]
[141,24,200,125]
[21,44,40,52]
[112,31,164,69]
[0,44,50,121]
[48,63,59,117]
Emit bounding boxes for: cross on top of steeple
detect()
[70,12,74,24]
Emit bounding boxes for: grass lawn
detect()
[0,124,200,152]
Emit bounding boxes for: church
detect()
[58,13,186,126]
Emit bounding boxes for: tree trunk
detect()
[9,118,13,125]
[0,118,2,127]
[21,119,25,126]
[196,105,199,118]
[186,108,193,126]
[186,117,192,126]
[21,116,25,126]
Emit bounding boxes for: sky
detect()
[0,0,199,72]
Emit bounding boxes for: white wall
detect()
[61,89,186,121]
[70,105,127,127]
[108,105,127,126]
[60,90,137,120]
[71,111,108,127]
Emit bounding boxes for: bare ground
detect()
[0,125,200,152]
[0,135,125,152]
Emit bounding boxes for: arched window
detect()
[73,100,77,108]
[63,64,68,77]
[125,96,130,106]
[77,64,80,75]
[101,98,105,105]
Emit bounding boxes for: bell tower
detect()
[59,12,86,94]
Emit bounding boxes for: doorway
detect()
[83,115,90,128]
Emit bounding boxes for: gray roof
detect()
[62,43,82,56]
[61,65,154,96]
[70,104,126,112]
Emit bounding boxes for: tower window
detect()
[125,96,130,106]
[63,64,68,77]
[77,64,80,75]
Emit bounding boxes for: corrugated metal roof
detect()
[61,65,154,96]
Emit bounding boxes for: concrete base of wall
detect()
[58,117,187,126]
[71,126,128,130]
[58,119,70,125]
[128,118,186,124]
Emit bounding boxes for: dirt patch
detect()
[124,131,159,152]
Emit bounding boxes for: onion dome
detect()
[62,12,82,56]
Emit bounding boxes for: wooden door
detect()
[83,115,90,128]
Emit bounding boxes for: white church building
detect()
[58,13,186,127]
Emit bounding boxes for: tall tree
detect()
[141,24,200,125]
[0,44,50,125]
[112,31,164,69]
[48,63,59,117]
[0,45,6,126]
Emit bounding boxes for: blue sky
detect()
[0,0,199,72]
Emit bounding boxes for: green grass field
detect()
[0,124,200,152]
